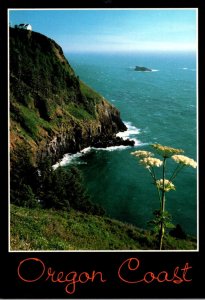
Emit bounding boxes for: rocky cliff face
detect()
[10,27,133,164]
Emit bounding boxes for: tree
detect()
[37,158,104,215]
[10,144,39,208]
[11,146,104,216]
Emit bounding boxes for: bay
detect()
[64,51,197,236]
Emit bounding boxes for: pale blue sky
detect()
[9,9,197,53]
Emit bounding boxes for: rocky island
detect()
[135,66,152,72]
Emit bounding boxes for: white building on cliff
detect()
[15,24,32,31]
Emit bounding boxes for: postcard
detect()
[0,0,204,298]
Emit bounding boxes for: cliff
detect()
[9,27,132,164]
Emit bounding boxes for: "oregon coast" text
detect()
[17,257,192,295]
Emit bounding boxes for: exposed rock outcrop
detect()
[9,27,134,164]
[135,66,152,72]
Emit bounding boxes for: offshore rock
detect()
[135,66,152,72]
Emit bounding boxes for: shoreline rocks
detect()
[92,136,135,149]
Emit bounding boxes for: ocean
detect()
[61,51,197,236]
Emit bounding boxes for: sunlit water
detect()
[60,51,197,235]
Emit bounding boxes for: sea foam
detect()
[117,121,142,146]
[52,121,142,168]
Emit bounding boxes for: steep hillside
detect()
[10,204,197,250]
[10,27,132,163]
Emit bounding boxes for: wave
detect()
[180,67,196,71]
[52,145,129,169]
[53,121,143,168]
[117,121,141,144]
[52,152,87,169]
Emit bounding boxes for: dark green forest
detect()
[11,143,104,215]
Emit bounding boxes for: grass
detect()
[66,103,95,121]
[10,204,197,251]
[80,81,102,104]
[15,104,54,140]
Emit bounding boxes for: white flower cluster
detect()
[155,179,175,192]
[131,150,153,158]
[152,143,184,158]
[171,155,197,168]
[140,157,163,169]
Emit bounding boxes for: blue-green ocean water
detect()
[64,52,197,235]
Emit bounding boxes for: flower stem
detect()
[159,157,166,250]
[151,166,161,205]
[169,164,185,181]
[162,158,166,210]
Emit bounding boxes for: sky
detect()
[9,9,197,53]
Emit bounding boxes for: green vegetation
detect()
[9,27,131,251]
[66,103,95,120]
[10,144,104,215]
[10,204,197,250]
[9,28,197,251]
[9,27,106,149]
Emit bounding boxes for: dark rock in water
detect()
[135,66,152,72]
[92,136,135,149]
